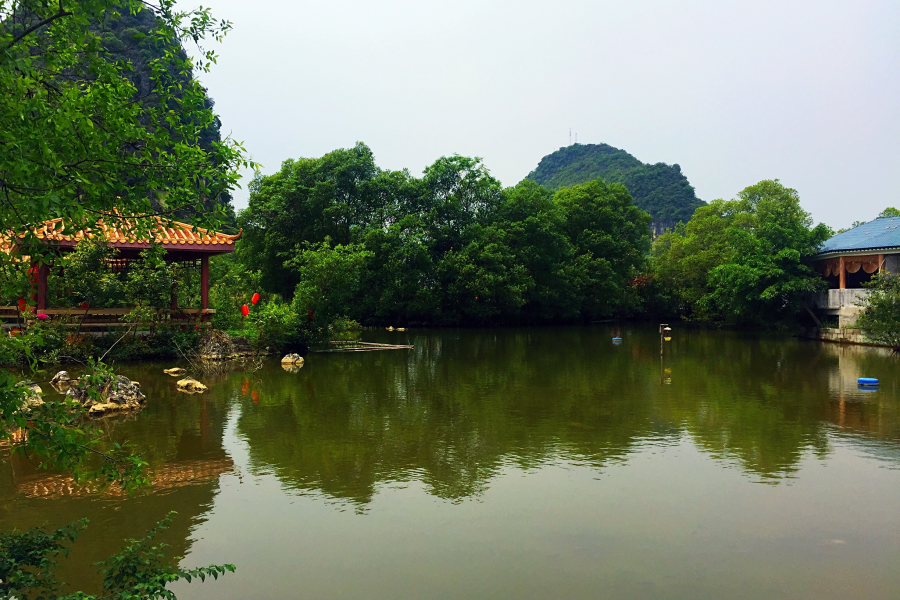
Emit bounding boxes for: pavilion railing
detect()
[0,306,215,331]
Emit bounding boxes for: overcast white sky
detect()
[188,0,899,229]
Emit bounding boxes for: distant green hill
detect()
[96,8,236,228]
[525,144,704,228]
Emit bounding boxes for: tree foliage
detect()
[0,0,244,596]
[1,514,235,600]
[651,180,832,328]
[239,144,653,326]
[0,0,250,267]
[856,273,900,349]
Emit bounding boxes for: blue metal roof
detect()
[819,217,900,254]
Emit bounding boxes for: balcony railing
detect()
[810,289,870,310]
[0,307,215,330]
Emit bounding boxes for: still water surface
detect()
[2,326,900,599]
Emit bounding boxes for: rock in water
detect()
[281,353,304,365]
[66,375,146,416]
[176,377,208,393]
[15,381,43,408]
[282,357,305,372]
[105,376,145,405]
[163,367,186,376]
[50,370,76,391]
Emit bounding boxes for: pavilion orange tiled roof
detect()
[25,215,241,249]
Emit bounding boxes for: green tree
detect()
[239,144,383,297]
[0,0,245,596]
[1,0,249,256]
[289,239,373,334]
[652,180,832,327]
[856,273,900,349]
[48,239,125,308]
[879,207,900,218]
[555,179,651,318]
[484,180,581,321]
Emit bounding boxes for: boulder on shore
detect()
[163,367,186,376]
[199,330,256,360]
[176,377,208,393]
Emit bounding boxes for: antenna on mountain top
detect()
[575,132,578,144]
[569,128,571,146]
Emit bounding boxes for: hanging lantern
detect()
[251,293,260,305]
[241,304,250,317]
[17,299,26,312]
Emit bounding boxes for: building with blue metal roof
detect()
[810,217,900,327]
[813,216,900,290]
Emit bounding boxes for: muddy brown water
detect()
[2,325,900,599]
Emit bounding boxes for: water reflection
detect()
[2,326,900,595]
[235,326,900,502]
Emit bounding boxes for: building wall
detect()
[886,254,900,273]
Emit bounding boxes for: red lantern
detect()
[241,304,250,317]
[80,301,89,310]
[17,299,26,312]
[251,293,260,305]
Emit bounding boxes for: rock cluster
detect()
[66,375,146,416]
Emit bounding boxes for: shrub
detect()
[856,273,900,349]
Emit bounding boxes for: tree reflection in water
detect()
[235,326,900,504]
[2,325,900,595]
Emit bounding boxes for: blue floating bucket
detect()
[858,377,879,386]
[612,337,622,345]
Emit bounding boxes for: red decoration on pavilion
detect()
[251,293,260,305]
[80,301,89,309]
[241,304,250,317]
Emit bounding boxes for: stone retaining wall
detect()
[801,327,886,347]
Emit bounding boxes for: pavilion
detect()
[4,215,240,322]
[810,216,900,326]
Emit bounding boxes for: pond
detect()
[2,325,900,599]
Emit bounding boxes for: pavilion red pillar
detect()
[839,256,846,290]
[200,255,209,315]
[29,261,49,310]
